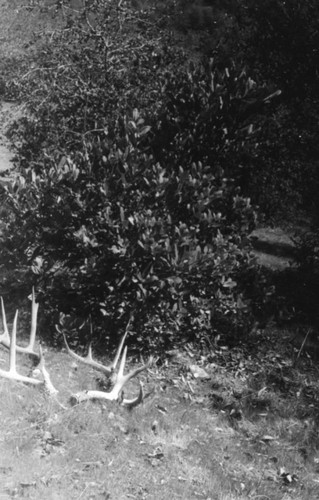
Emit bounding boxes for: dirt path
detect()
[250,226,297,271]
[0,102,14,174]
[0,101,28,185]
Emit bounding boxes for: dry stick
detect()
[295,328,311,363]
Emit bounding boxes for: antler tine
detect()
[108,313,134,370]
[0,297,10,345]
[114,346,150,407]
[0,292,39,359]
[9,310,18,376]
[110,328,128,370]
[27,287,39,352]
[0,310,42,386]
[63,315,133,376]
[0,298,61,400]
[63,333,114,376]
[115,348,151,406]
[115,346,149,388]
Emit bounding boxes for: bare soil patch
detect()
[1,324,319,499]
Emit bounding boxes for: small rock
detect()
[151,420,159,434]
[189,364,210,379]
[43,431,53,442]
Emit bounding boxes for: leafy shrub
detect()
[233,0,319,219]
[174,1,319,222]
[237,0,319,100]
[0,0,273,349]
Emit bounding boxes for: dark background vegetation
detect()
[0,0,319,353]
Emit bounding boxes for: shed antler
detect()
[0,288,39,359]
[63,318,151,408]
[0,307,58,397]
[70,344,150,408]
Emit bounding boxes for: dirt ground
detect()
[1,316,319,499]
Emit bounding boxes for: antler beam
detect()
[63,329,128,377]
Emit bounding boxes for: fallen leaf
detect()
[189,364,210,379]
[261,435,276,442]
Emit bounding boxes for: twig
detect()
[295,328,311,363]
[76,484,88,500]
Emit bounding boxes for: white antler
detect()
[32,344,59,397]
[61,314,134,377]
[70,345,150,408]
[0,309,58,396]
[64,315,150,408]
[0,288,40,359]
[62,328,128,377]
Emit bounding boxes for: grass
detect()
[0,349,226,499]
[1,1,319,499]
[1,323,319,499]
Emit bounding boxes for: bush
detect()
[234,0,319,219]
[174,1,319,221]
[0,0,273,349]
[237,0,319,100]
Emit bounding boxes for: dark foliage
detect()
[175,0,319,221]
[0,0,276,349]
